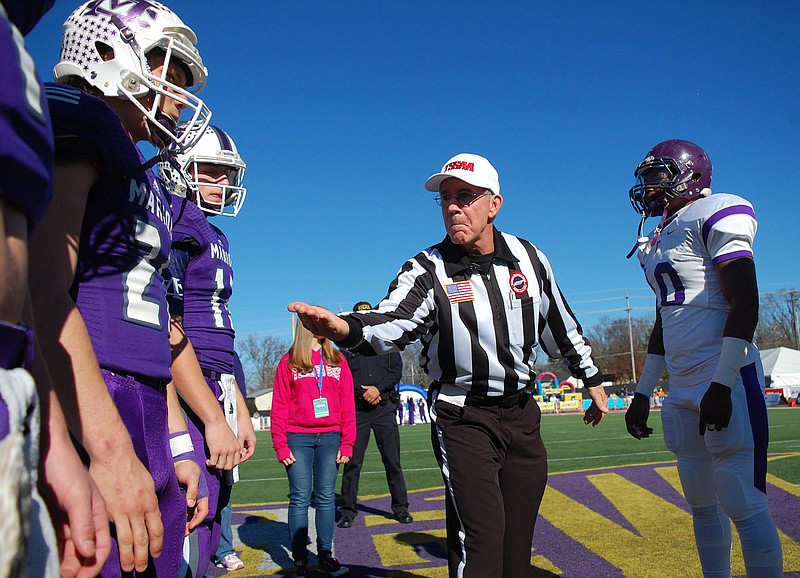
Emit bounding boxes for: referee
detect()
[289,152,609,578]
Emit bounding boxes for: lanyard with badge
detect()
[313,353,330,418]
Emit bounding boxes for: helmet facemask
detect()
[54,1,211,153]
[185,157,247,217]
[161,125,247,217]
[629,153,710,217]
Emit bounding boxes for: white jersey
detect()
[637,193,759,388]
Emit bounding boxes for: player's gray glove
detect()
[625,392,653,440]
[698,382,732,435]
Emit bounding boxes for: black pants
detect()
[339,400,409,518]
[431,395,547,578]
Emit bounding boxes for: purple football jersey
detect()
[46,83,173,382]
[1,0,54,35]
[0,4,54,229]
[168,197,235,374]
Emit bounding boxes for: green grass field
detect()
[232,406,800,506]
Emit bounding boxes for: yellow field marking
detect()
[373,528,446,566]
[531,554,562,575]
[365,509,445,527]
[540,474,702,576]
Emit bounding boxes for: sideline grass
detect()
[232,406,800,505]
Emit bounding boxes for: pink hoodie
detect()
[271,348,356,462]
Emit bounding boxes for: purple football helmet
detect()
[629,139,712,217]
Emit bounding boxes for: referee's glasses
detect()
[434,189,491,207]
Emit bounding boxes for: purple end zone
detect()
[209,460,800,577]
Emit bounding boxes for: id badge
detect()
[313,397,330,418]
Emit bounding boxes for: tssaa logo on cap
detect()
[509,272,528,295]
[444,161,475,173]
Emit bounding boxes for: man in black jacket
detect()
[337,301,413,528]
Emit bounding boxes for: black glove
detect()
[698,382,732,435]
[625,392,654,440]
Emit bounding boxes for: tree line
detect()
[238,290,799,396]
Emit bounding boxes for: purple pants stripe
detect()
[740,362,769,493]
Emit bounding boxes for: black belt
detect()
[464,388,531,409]
[201,367,223,381]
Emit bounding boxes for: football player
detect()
[161,125,256,576]
[28,1,219,575]
[625,140,783,576]
[1,1,110,576]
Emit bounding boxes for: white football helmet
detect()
[53,0,211,152]
[171,125,247,217]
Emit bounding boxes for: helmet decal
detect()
[55,0,211,152]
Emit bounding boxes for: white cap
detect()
[424,153,500,195]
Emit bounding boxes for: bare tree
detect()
[756,291,799,350]
[399,341,431,387]
[585,314,654,383]
[238,333,289,395]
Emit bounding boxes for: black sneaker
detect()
[291,560,307,577]
[318,551,341,574]
[396,512,414,524]
[337,517,354,529]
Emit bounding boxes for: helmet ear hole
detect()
[691,172,703,182]
[95,42,114,61]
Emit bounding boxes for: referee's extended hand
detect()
[288,302,350,341]
[583,385,609,427]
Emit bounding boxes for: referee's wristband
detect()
[170,432,194,460]
[635,354,667,397]
[711,336,749,388]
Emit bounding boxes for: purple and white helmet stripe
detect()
[53,0,211,152]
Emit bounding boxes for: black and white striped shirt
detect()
[340,228,603,405]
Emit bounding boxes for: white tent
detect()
[760,347,800,401]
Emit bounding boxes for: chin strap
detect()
[626,214,650,259]
[626,206,669,259]
[649,206,669,247]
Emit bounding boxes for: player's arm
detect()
[29,158,162,573]
[699,257,758,434]
[169,316,240,470]
[234,386,257,462]
[22,292,111,578]
[165,382,207,535]
[626,311,665,440]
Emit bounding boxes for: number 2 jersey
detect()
[637,193,760,388]
[167,196,235,375]
[46,83,173,382]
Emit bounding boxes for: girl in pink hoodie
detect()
[272,321,356,576]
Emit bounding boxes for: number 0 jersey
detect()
[167,196,235,375]
[637,193,760,388]
[46,83,173,382]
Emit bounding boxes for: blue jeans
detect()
[214,498,234,561]
[285,432,341,562]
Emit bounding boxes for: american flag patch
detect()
[445,281,475,303]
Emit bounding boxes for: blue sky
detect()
[25,1,800,344]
